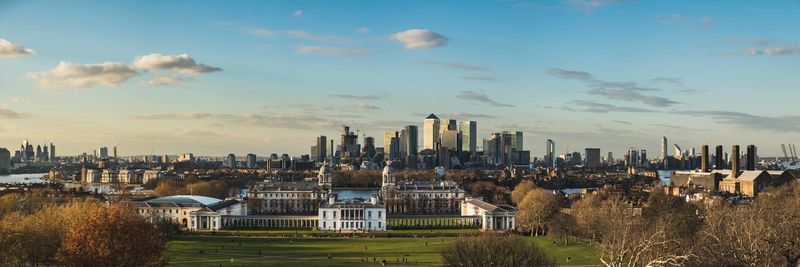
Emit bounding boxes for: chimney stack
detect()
[701,145,709,172]
[731,145,740,178]
[715,145,724,169]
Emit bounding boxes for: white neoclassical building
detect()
[132,195,244,228]
[188,199,247,230]
[318,194,386,231]
[461,198,516,231]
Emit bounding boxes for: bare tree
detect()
[516,188,561,236]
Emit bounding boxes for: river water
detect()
[0,173,49,184]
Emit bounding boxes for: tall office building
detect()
[459,121,477,153]
[113,146,117,158]
[440,129,459,150]
[340,125,359,159]
[546,139,556,168]
[42,145,49,161]
[49,143,55,161]
[362,136,376,160]
[0,148,10,173]
[226,154,236,168]
[672,144,681,159]
[661,136,668,159]
[502,130,523,151]
[246,153,257,168]
[627,148,640,167]
[310,135,327,162]
[99,147,109,159]
[403,125,418,156]
[423,114,441,150]
[585,148,601,167]
[607,152,613,164]
[384,131,400,159]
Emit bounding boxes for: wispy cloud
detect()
[648,77,683,86]
[564,0,636,12]
[656,14,714,29]
[746,45,800,56]
[329,94,382,100]
[0,107,27,119]
[287,30,354,44]
[547,67,679,107]
[412,112,498,119]
[295,45,371,56]
[356,27,370,33]
[132,112,214,120]
[392,29,448,49]
[0,38,35,58]
[462,76,499,82]
[456,90,515,107]
[425,61,490,71]
[572,100,657,113]
[347,103,381,110]
[292,10,304,17]
[674,110,800,133]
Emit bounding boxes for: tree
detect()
[510,180,536,204]
[547,212,577,245]
[441,233,555,267]
[516,188,561,236]
[55,203,167,267]
[572,193,604,242]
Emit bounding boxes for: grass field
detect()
[166,235,600,266]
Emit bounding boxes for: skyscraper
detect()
[362,136,375,160]
[423,114,440,150]
[585,148,600,167]
[546,139,556,168]
[0,148,10,174]
[49,143,55,161]
[459,121,476,153]
[403,125,418,156]
[246,153,257,168]
[311,135,327,162]
[661,136,668,159]
[226,153,236,168]
[99,147,109,159]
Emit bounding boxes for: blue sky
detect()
[1,0,799,157]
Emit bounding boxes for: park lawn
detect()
[193,228,480,235]
[528,236,602,265]
[166,235,601,266]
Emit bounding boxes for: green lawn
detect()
[166,235,600,266]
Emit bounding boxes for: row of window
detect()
[322,209,382,219]
[322,221,382,229]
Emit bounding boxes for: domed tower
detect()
[382,162,395,186]
[318,160,333,187]
[380,161,396,200]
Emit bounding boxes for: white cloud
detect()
[356,27,370,33]
[295,45,371,56]
[132,53,222,74]
[0,38,35,58]
[28,61,139,89]
[141,73,191,87]
[347,103,381,110]
[293,10,304,17]
[391,29,448,49]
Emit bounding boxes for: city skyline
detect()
[2,1,800,156]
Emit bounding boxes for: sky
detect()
[1,0,799,158]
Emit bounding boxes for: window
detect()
[378,222,382,228]
[323,221,326,228]
[323,211,327,218]
[378,211,382,218]
[368,211,372,218]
